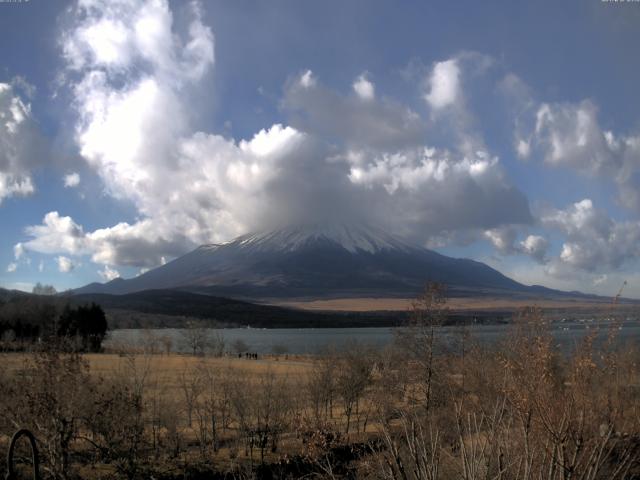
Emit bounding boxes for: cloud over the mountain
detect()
[346,147,531,237]
[283,70,427,152]
[20,1,534,270]
[98,265,120,281]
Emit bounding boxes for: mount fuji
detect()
[74,223,543,299]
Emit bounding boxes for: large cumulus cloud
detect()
[20,0,533,271]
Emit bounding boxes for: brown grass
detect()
[274,295,626,312]
[2,352,313,385]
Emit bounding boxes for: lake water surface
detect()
[105,319,640,355]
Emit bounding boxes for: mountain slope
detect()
[74,223,529,298]
[72,289,406,328]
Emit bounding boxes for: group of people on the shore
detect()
[238,352,259,359]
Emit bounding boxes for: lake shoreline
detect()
[104,318,640,355]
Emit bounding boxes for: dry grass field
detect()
[1,351,315,384]
[275,295,627,312]
[0,348,381,478]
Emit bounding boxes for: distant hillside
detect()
[71,289,408,328]
[0,287,30,302]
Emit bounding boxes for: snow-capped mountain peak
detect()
[73,221,527,298]
[233,222,415,254]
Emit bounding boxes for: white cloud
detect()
[520,99,640,212]
[63,0,213,74]
[98,265,120,281]
[238,124,300,157]
[419,53,499,162]
[520,235,548,263]
[534,101,611,167]
[541,199,640,273]
[484,227,548,263]
[24,211,88,256]
[21,124,306,267]
[51,0,221,265]
[299,69,316,88]
[0,80,42,205]
[484,226,518,255]
[497,72,537,162]
[424,59,460,110]
[500,75,640,274]
[0,174,34,203]
[516,139,531,159]
[63,172,80,188]
[86,218,191,267]
[348,148,496,192]
[6,262,17,273]
[345,147,531,235]
[56,256,76,273]
[23,212,187,268]
[352,73,374,100]
[284,75,426,151]
[13,242,24,260]
[543,199,610,239]
[66,0,214,204]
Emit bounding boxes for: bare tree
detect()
[83,376,146,480]
[3,350,94,480]
[307,353,337,428]
[180,320,212,356]
[32,282,57,295]
[179,365,203,428]
[210,330,226,357]
[159,334,173,355]
[396,282,447,413]
[336,343,374,434]
[193,361,228,454]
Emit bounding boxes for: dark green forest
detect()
[0,293,107,352]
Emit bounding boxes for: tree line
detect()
[0,293,108,352]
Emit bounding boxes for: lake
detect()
[105,318,640,355]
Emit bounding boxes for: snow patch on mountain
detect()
[232,223,415,254]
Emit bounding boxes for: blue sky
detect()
[1,0,640,297]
